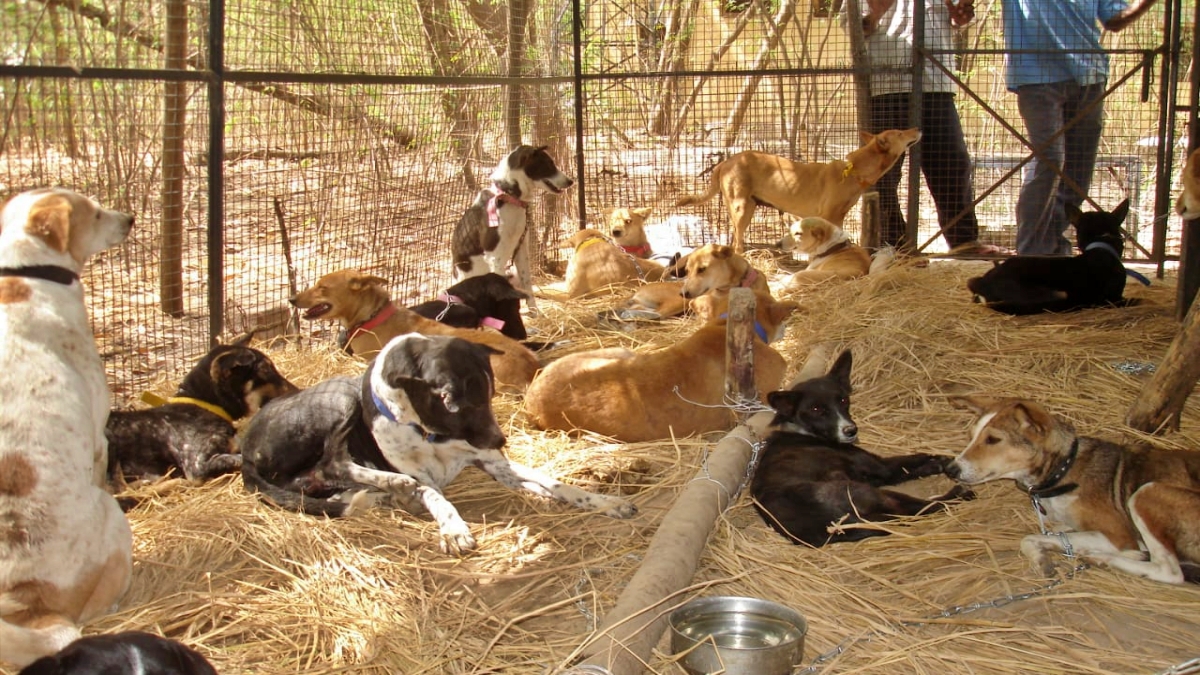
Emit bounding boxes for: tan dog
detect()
[677,128,922,252]
[1176,147,1200,220]
[947,396,1200,585]
[525,293,799,442]
[607,206,654,258]
[783,217,873,291]
[619,281,690,319]
[681,243,770,299]
[564,228,664,298]
[290,270,539,391]
[0,188,134,667]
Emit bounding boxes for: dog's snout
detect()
[473,426,506,451]
[842,423,858,440]
[944,460,962,480]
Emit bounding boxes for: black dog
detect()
[240,333,634,555]
[750,350,971,547]
[967,199,1144,315]
[409,272,528,341]
[106,338,298,485]
[18,632,217,675]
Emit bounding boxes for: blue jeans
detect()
[1015,81,1105,255]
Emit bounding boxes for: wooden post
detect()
[159,0,187,317]
[724,287,757,402]
[860,190,881,249]
[1126,293,1200,433]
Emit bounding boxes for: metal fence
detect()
[0,0,1189,401]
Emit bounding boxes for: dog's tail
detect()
[675,168,723,209]
[0,616,79,668]
[240,461,360,517]
[868,246,896,275]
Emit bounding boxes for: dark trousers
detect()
[870,92,979,249]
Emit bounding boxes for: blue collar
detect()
[719,313,770,343]
[1083,242,1151,286]
[371,390,445,442]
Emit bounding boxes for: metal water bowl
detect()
[669,596,807,675]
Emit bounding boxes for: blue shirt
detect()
[1001,0,1128,91]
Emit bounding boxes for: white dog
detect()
[0,188,134,667]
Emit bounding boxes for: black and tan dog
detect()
[967,199,1143,314]
[947,396,1200,585]
[105,338,298,485]
[18,631,217,675]
[751,351,971,547]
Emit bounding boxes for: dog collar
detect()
[368,390,446,441]
[718,313,770,343]
[1083,241,1151,286]
[740,268,759,288]
[840,161,873,189]
[812,240,852,262]
[575,235,607,253]
[0,265,79,286]
[346,303,399,351]
[1026,438,1080,502]
[433,294,462,323]
[486,188,528,228]
[480,316,506,330]
[619,243,652,257]
[165,396,234,423]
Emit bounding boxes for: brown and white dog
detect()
[783,217,874,291]
[618,243,770,319]
[290,269,540,391]
[947,396,1200,585]
[607,206,655,258]
[525,292,799,442]
[1176,146,1200,221]
[676,128,922,253]
[0,188,134,667]
[564,228,665,298]
[451,145,575,314]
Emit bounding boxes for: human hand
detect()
[945,0,975,27]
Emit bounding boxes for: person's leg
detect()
[870,93,911,248]
[919,92,980,248]
[1015,83,1068,255]
[1058,81,1105,246]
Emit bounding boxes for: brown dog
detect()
[525,293,799,442]
[783,217,873,291]
[619,243,769,319]
[290,269,539,391]
[677,128,922,252]
[565,228,665,298]
[607,206,655,258]
[1176,147,1200,220]
[947,396,1200,585]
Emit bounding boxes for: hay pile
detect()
[6,259,1199,674]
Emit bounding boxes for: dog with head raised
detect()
[607,206,655,258]
[676,128,921,253]
[0,188,134,667]
[947,396,1200,585]
[782,217,873,291]
[967,199,1138,314]
[240,333,636,555]
[451,145,574,314]
[751,351,970,546]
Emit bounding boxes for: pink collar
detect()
[486,189,528,228]
[619,243,652,257]
[347,303,398,348]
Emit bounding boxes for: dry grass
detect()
[5,257,1200,674]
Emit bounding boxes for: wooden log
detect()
[159,0,187,317]
[1126,293,1200,432]
[724,287,757,402]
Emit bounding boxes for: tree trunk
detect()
[649,0,703,136]
[1126,294,1200,433]
[722,0,797,147]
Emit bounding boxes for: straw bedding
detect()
[5,257,1199,674]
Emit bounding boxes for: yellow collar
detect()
[167,396,234,422]
[841,161,873,188]
[575,236,607,253]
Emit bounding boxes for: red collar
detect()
[347,303,398,350]
[486,189,528,228]
[619,243,652,257]
[740,268,759,288]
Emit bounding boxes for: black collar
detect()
[370,390,446,442]
[1026,438,1080,500]
[0,265,79,285]
[812,240,851,262]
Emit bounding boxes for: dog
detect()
[750,351,971,547]
[105,338,298,485]
[291,269,540,391]
[680,243,771,299]
[451,145,575,314]
[408,272,529,341]
[676,128,922,253]
[1176,147,1200,221]
[564,228,666,298]
[0,188,134,667]
[18,631,218,675]
[966,199,1140,315]
[782,217,874,291]
[240,333,636,555]
[525,292,798,442]
[947,396,1200,585]
[608,206,655,258]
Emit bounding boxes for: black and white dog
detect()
[750,350,972,547]
[18,632,217,675]
[240,333,635,555]
[409,272,529,341]
[451,145,574,315]
[967,199,1147,314]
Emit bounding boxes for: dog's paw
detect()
[599,496,638,519]
[439,526,478,556]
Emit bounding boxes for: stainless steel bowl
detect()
[669,596,807,675]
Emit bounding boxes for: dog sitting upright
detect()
[240,333,636,555]
[947,396,1200,585]
[451,145,575,313]
[751,350,971,547]
[408,272,529,341]
[0,188,134,667]
[967,199,1138,314]
[105,338,298,485]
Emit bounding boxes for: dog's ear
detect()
[766,390,798,417]
[1110,198,1131,225]
[1010,401,1056,438]
[712,244,734,260]
[230,332,254,347]
[210,347,258,381]
[350,274,388,291]
[858,130,875,147]
[26,194,72,254]
[1065,202,1084,226]
[828,349,853,388]
[631,206,653,219]
[948,395,999,415]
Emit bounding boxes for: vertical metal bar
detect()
[906,0,925,249]
[1178,0,1200,319]
[1151,0,1179,273]
[207,0,225,344]
[573,0,587,230]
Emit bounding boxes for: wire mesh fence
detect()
[0,0,1190,400]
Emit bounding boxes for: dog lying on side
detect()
[291,269,540,391]
[241,333,636,555]
[18,631,217,675]
[751,351,971,546]
[105,338,298,485]
[782,217,874,291]
[947,396,1200,585]
[525,292,798,442]
[0,188,134,667]
[676,128,922,253]
[967,199,1137,314]
[451,145,575,314]
[408,272,529,341]
[1177,147,1200,220]
[564,228,666,298]
[619,243,771,320]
